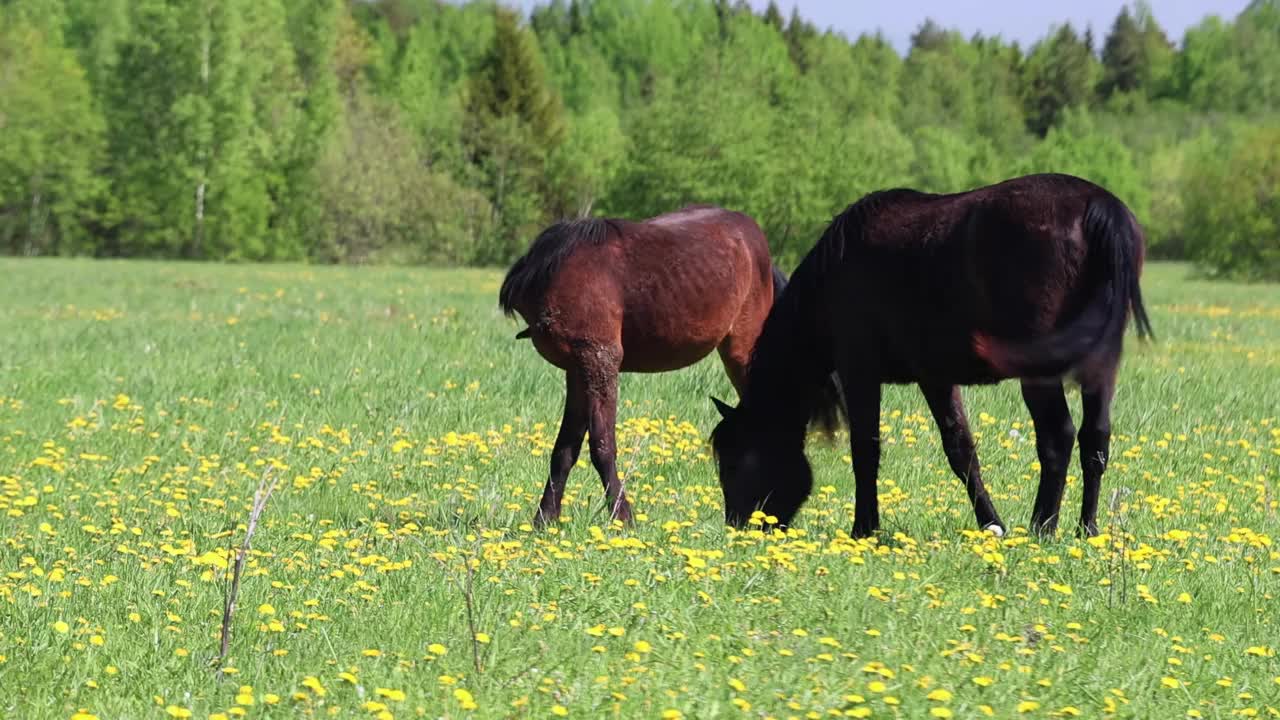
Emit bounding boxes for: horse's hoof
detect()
[849,524,878,540]
[983,523,1006,538]
[531,511,558,529]
[1030,516,1059,539]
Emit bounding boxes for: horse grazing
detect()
[500,205,788,527]
[709,173,1153,539]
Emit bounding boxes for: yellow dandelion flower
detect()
[728,678,746,692]
[927,689,953,702]
[301,676,326,697]
[1017,701,1041,713]
[633,640,652,653]
[427,643,447,656]
[454,688,477,710]
[53,621,70,634]
[931,709,953,719]
[552,705,569,716]
[164,707,191,719]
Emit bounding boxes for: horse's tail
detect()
[498,217,613,321]
[771,263,788,302]
[973,193,1154,379]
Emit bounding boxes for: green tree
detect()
[1022,23,1097,135]
[1183,123,1280,280]
[464,6,566,262]
[1100,6,1144,97]
[0,12,105,254]
[1100,2,1175,99]
[1017,108,1148,223]
[762,1,784,32]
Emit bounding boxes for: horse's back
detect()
[827,174,1124,384]
[526,206,774,372]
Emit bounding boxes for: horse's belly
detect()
[619,331,722,372]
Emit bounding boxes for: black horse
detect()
[710,173,1153,539]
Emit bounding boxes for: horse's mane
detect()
[733,188,929,441]
[499,217,618,317]
[812,188,928,272]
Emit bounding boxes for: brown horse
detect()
[500,205,787,526]
[709,173,1153,539]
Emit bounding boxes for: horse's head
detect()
[709,396,812,530]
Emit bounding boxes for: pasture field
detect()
[1,257,1278,720]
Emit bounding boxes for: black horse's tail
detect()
[771,263,788,301]
[973,193,1154,379]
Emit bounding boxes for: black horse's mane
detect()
[498,217,619,317]
[812,188,930,274]
[728,192,908,442]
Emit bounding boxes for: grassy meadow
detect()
[0,258,1277,719]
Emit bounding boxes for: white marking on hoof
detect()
[984,523,1005,538]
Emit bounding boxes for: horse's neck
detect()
[743,271,831,434]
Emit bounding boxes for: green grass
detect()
[1,258,1277,720]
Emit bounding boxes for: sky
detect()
[510,0,1255,53]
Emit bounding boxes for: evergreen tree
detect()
[910,18,951,53]
[763,1,784,32]
[783,6,817,71]
[1100,7,1143,97]
[464,6,566,261]
[1022,23,1096,135]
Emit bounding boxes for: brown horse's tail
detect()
[974,193,1154,379]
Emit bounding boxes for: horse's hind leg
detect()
[1021,379,1076,536]
[1077,366,1117,537]
[920,384,1005,535]
[533,371,588,527]
[581,346,633,524]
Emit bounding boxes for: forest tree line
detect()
[2,0,1279,279]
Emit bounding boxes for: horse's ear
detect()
[711,396,736,419]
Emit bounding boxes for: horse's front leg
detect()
[842,378,882,538]
[921,384,1006,536]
